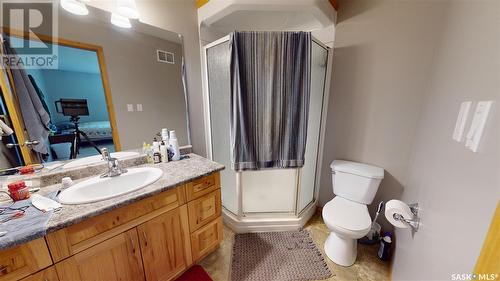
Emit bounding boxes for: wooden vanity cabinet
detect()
[0,172,222,281]
[137,205,192,281]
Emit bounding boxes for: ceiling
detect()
[198,0,336,40]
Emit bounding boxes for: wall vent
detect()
[157,50,175,64]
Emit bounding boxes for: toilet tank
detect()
[331,160,384,204]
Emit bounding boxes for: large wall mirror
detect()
[0,4,190,172]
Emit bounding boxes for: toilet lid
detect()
[323,196,372,232]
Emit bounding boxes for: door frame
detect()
[0,28,122,164]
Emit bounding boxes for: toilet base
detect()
[324,232,357,267]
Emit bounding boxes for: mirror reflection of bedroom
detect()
[6,36,116,162]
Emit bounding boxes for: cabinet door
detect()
[56,229,144,281]
[138,205,192,281]
[0,238,52,281]
[20,266,59,281]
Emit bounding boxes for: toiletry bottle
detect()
[153,151,161,164]
[161,128,169,143]
[160,142,169,163]
[146,144,153,164]
[168,130,180,161]
[378,232,392,261]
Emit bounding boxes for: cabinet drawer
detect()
[20,266,59,281]
[47,185,185,262]
[185,173,220,201]
[188,190,221,232]
[190,217,223,261]
[0,238,52,281]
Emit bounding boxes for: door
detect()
[0,66,38,165]
[137,205,192,281]
[55,229,145,281]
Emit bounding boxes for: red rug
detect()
[175,265,213,281]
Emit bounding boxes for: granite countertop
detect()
[0,154,224,249]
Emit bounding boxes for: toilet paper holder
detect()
[392,203,420,232]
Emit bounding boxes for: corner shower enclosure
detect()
[202,35,332,232]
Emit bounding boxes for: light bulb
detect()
[60,0,89,16]
[117,0,140,19]
[111,13,132,28]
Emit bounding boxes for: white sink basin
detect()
[62,151,140,169]
[58,167,163,204]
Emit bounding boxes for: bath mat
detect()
[175,265,212,281]
[230,230,332,281]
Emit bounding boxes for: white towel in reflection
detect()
[0,119,13,140]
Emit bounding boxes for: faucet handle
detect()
[101,148,110,160]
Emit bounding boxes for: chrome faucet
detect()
[101,148,127,177]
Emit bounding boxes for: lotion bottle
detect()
[160,142,169,163]
[168,130,180,161]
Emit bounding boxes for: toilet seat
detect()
[322,196,372,238]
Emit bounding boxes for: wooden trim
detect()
[196,0,209,8]
[2,28,122,153]
[179,204,193,267]
[329,0,339,11]
[474,201,500,275]
[0,66,36,164]
[95,46,121,151]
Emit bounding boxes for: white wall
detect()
[322,0,499,279]
[392,1,499,279]
[318,0,446,231]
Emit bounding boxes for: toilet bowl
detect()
[322,196,371,266]
[323,160,384,266]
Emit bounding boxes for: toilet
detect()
[322,160,384,266]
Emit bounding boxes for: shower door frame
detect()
[202,35,333,231]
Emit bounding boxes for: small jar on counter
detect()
[7,181,30,201]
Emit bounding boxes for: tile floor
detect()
[199,213,391,281]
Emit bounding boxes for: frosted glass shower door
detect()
[206,40,238,214]
[297,42,329,212]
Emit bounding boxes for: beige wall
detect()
[88,0,206,155]
[56,7,189,150]
[392,1,499,279]
[321,0,499,279]
[318,0,446,231]
[134,0,206,156]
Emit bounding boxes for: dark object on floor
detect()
[175,265,213,281]
[231,230,332,281]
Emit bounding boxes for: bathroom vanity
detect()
[0,154,224,281]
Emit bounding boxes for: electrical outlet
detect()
[127,104,134,112]
[136,104,143,112]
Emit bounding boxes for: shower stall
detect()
[202,35,332,232]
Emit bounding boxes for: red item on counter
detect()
[7,181,30,201]
[19,166,35,175]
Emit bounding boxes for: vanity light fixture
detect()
[60,0,89,16]
[117,0,140,19]
[111,13,132,28]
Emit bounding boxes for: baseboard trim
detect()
[222,202,317,233]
